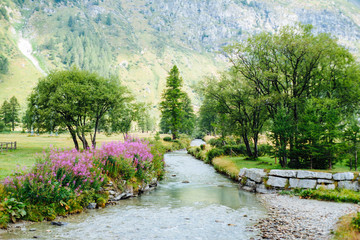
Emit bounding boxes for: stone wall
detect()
[238,168,359,193]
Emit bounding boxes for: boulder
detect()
[269,170,297,178]
[87,203,97,209]
[333,172,354,181]
[290,178,317,189]
[238,168,248,178]
[242,186,255,192]
[51,222,68,226]
[316,184,336,190]
[266,176,288,188]
[108,190,116,195]
[245,179,256,188]
[256,184,276,194]
[337,181,359,191]
[245,168,267,183]
[317,179,334,184]
[297,171,332,179]
[314,172,333,179]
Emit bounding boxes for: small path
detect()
[251,194,359,240]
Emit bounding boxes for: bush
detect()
[163,136,172,142]
[257,144,273,157]
[222,144,247,156]
[290,188,360,203]
[206,148,224,162]
[154,132,160,141]
[352,212,360,231]
[208,138,226,148]
[208,137,238,148]
[2,137,163,223]
[200,144,205,150]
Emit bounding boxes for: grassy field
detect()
[0,132,158,180]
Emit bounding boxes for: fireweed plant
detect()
[0,136,167,227]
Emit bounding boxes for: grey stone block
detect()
[290,178,317,189]
[245,168,267,183]
[239,168,248,178]
[266,176,288,188]
[316,184,335,190]
[269,170,297,178]
[245,179,256,188]
[297,170,331,179]
[337,181,359,191]
[333,172,354,181]
[256,184,276,194]
[317,179,334,184]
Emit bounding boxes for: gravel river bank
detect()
[251,194,359,240]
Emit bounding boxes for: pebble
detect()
[182,180,190,183]
[250,194,360,239]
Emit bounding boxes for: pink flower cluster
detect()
[4,138,154,194]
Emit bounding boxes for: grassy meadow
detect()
[0,132,158,180]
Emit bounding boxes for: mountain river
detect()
[1,139,266,239]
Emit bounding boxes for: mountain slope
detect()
[1,0,360,112]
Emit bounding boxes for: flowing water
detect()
[2,140,266,239]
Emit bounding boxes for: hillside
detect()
[0,0,360,113]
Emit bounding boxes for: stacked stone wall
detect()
[239,168,358,193]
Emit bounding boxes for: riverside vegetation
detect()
[0,135,190,229]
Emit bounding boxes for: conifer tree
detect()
[160,65,194,140]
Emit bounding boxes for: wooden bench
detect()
[0,141,17,153]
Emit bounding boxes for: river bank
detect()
[187,140,360,239]
[1,142,265,239]
[251,194,359,239]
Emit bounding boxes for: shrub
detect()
[208,138,226,148]
[163,136,172,142]
[222,144,247,156]
[257,144,273,157]
[206,148,224,162]
[352,212,360,231]
[200,144,205,150]
[154,132,161,141]
[3,137,162,223]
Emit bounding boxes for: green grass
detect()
[219,155,358,174]
[0,132,159,180]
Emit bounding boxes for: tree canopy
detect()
[200,24,360,169]
[26,68,131,150]
[160,65,195,139]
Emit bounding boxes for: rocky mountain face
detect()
[1,0,360,107]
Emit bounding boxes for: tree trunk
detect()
[68,127,79,151]
[355,150,358,171]
[242,133,253,158]
[253,134,258,159]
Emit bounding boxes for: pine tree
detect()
[160,65,185,140]
[9,96,20,131]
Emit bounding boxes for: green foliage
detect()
[2,198,26,223]
[206,148,224,162]
[163,136,172,142]
[106,13,112,26]
[60,27,113,77]
[287,188,360,203]
[160,66,195,139]
[0,97,19,131]
[0,54,9,74]
[26,68,131,150]
[204,23,360,169]
[352,212,360,231]
[200,144,205,150]
[0,7,9,21]
[154,132,160,141]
